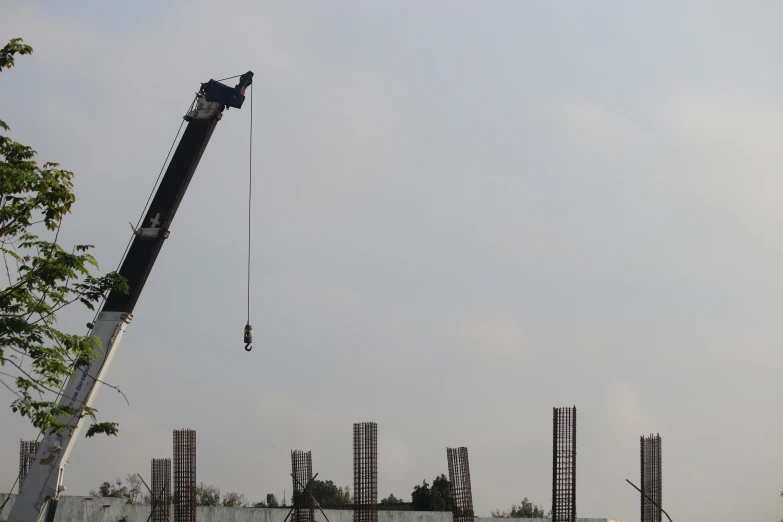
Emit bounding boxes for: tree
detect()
[410,475,453,512]
[491,498,550,518]
[310,479,351,507]
[411,480,431,511]
[252,493,280,508]
[90,475,146,504]
[0,37,32,71]
[430,475,452,511]
[0,37,127,437]
[381,494,402,505]
[195,483,221,506]
[222,491,248,508]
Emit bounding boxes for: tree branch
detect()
[0,374,23,398]
[4,360,70,403]
[24,215,63,323]
[28,291,90,325]
[2,248,12,286]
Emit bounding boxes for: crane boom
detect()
[8,71,253,522]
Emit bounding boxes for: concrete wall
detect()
[0,495,623,522]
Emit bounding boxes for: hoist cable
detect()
[247,82,253,324]
[216,74,242,82]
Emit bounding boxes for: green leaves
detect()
[0,161,77,235]
[1,37,128,437]
[221,492,249,508]
[86,422,119,438]
[0,38,33,72]
[309,479,351,507]
[410,475,453,512]
[380,494,402,505]
[491,498,550,519]
[89,475,145,504]
[196,483,222,506]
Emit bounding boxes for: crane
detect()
[7,71,254,522]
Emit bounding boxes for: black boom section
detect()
[104,116,219,313]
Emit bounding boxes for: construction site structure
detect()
[291,450,314,522]
[353,422,378,522]
[640,434,662,522]
[552,406,577,522]
[446,447,474,522]
[173,429,196,522]
[151,458,172,522]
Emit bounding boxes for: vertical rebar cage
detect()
[151,458,172,522]
[446,447,474,522]
[173,429,196,522]
[640,434,662,522]
[552,406,576,522]
[18,440,40,491]
[291,450,314,522]
[353,422,378,522]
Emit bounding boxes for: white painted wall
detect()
[0,495,623,522]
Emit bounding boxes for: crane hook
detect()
[244,323,253,352]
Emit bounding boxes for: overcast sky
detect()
[2,1,783,521]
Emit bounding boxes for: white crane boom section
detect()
[9,312,131,522]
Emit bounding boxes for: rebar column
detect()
[353,422,378,522]
[18,440,40,492]
[640,434,662,522]
[446,447,474,522]
[552,406,576,522]
[173,429,196,522]
[291,450,314,522]
[152,458,172,522]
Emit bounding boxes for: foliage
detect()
[195,483,221,506]
[92,476,252,509]
[410,474,453,511]
[308,480,351,507]
[380,493,403,505]
[222,491,249,508]
[252,493,280,508]
[0,38,32,71]
[192,483,248,507]
[491,498,550,519]
[90,475,147,504]
[0,37,128,437]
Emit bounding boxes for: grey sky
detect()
[2,1,783,521]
